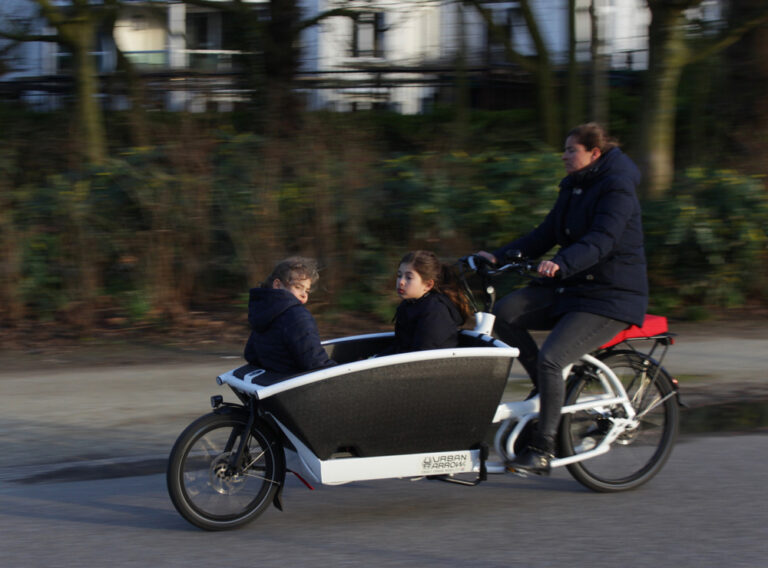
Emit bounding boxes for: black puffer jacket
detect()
[382,292,464,355]
[243,287,335,374]
[493,147,648,326]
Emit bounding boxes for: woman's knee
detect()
[494,292,535,324]
[538,349,565,375]
[537,338,575,376]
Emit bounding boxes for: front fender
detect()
[214,401,288,511]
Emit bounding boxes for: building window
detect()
[352,12,385,58]
[187,12,210,50]
[486,5,527,63]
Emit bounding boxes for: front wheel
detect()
[167,411,284,530]
[559,351,679,492]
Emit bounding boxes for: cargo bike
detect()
[167,255,680,530]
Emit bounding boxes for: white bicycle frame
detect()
[472,310,639,474]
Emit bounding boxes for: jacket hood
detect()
[402,291,464,325]
[248,287,302,332]
[436,292,465,326]
[562,147,641,190]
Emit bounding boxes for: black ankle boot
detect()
[506,445,554,476]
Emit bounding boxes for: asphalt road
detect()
[1,435,766,568]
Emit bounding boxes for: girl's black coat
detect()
[244,287,335,374]
[382,292,464,355]
[493,147,648,326]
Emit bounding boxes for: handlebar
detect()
[461,253,539,277]
[457,252,540,314]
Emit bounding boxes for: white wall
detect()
[113,6,167,56]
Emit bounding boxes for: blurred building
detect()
[0,0,720,113]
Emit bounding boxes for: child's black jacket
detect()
[244,287,335,374]
[382,292,464,355]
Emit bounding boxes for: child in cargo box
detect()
[243,257,336,374]
[379,250,473,355]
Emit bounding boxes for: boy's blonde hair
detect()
[263,257,319,288]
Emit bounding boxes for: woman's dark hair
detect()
[400,250,473,322]
[262,257,319,288]
[567,122,619,153]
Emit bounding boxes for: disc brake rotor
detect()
[210,453,248,495]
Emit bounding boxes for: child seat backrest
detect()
[323,334,393,363]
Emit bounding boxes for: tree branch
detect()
[686,8,768,64]
[463,0,536,72]
[519,0,549,64]
[297,8,358,32]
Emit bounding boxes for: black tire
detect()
[167,411,283,530]
[559,351,679,492]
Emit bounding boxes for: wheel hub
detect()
[210,453,247,495]
[615,419,641,445]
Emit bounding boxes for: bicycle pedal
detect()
[506,464,551,478]
[506,465,529,478]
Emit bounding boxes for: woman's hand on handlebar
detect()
[475,251,497,265]
[463,250,542,275]
[537,260,560,278]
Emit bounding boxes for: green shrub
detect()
[2,108,767,331]
[374,150,562,251]
[643,168,768,316]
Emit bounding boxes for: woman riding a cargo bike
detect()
[167,121,679,530]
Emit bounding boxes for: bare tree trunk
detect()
[566,0,583,127]
[71,36,107,165]
[18,1,111,166]
[466,0,560,147]
[639,2,691,198]
[453,1,470,148]
[725,0,768,171]
[589,0,609,125]
[520,0,560,146]
[63,183,103,329]
[265,0,303,136]
[0,170,25,324]
[639,0,767,197]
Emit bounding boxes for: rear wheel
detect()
[167,411,283,530]
[559,351,678,492]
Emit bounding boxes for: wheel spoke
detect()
[245,448,267,468]
[634,391,676,420]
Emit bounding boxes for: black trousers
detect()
[493,285,627,448]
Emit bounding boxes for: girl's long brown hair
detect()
[400,250,473,322]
